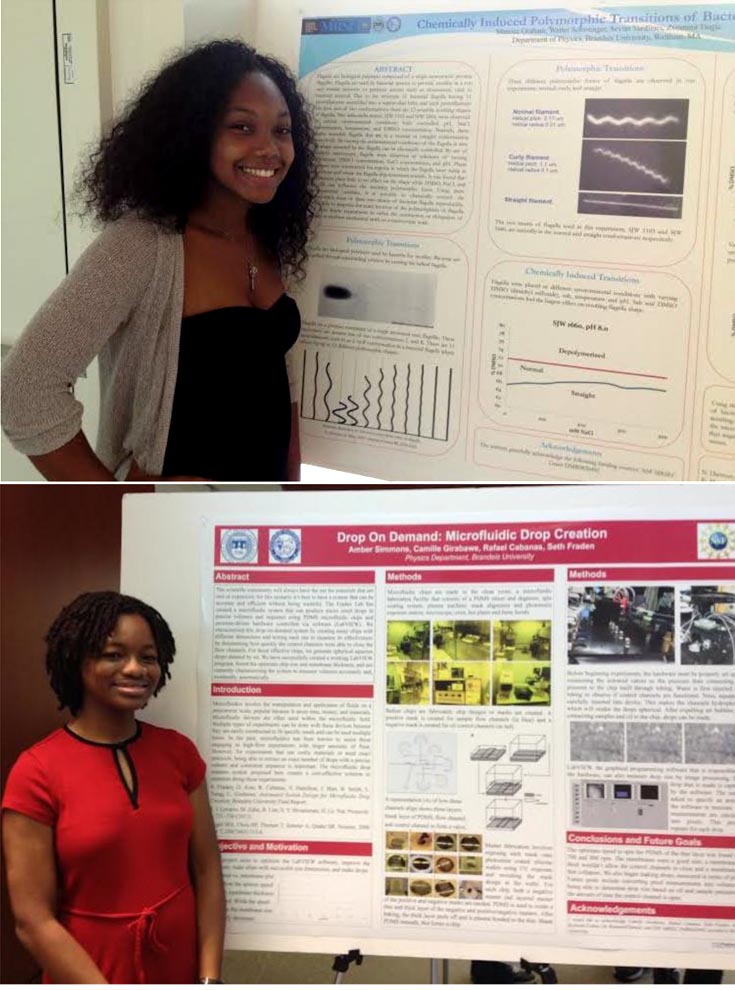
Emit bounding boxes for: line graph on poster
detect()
[484,318,686,448]
[299,348,454,443]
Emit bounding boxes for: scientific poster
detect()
[180,490,735,966]
[275,5,735,480]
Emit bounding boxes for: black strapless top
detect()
[162,295,300,480]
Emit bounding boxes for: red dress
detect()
[2,721,206,984]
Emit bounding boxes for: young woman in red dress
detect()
[2,592,225,984]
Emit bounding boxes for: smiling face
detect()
[208,71,295,209]
[80,613,161,714]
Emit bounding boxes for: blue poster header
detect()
[300,5,735,75]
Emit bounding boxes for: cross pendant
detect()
[248,262,258,295]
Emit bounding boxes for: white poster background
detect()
[121,484,735,967]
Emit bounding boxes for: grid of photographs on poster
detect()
[384,830,484,900]
[386,619,552,708]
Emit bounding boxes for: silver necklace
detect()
[188,220,258,293]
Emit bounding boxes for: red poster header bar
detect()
[386,568,553,583]
[568,567,735,582]
[568,900,735,920]
[211,683,373,699]
[215,570,374,584]
[219,839,372,856]
[214,521,734,567]
[567,831,735,849]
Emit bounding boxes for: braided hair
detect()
[45,592,176,715]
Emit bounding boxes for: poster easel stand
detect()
[520,958,558,983]
[332,949,363,983]
[332,951,450,983]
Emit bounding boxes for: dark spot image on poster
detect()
[583,98,689,140]
[578,98,689,219]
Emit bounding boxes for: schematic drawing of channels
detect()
[300,349,453,441]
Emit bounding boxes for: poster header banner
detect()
[214,520,735,567]
[300,6,735,73]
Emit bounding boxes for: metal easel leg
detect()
[430,959,448,983]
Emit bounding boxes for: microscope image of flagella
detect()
[299,348,453,442]
[578,98,689,218]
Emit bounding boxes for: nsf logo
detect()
[220,529,258,564]
[697,523,735,560]
[710,531,728,551]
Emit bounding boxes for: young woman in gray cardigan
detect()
[2,41,316,481]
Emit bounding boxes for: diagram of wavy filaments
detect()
[586,113,679,127]
[300,350,452,441]
[592,146,670,186]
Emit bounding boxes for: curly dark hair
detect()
[45,592,176,716]
[79,40,317,280]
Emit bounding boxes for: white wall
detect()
[108,0,185,114]
[183,0,256,45]
[1,0,66,347]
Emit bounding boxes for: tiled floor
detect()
[223,951,734,985]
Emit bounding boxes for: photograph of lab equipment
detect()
[627,722,683,764]
[684,723,735,765]
[435,855,458,874]
[410,831,434,851]
[433,879,458,898]
[318,264,437,328]
[487,799,523,830]
[385,853,408,872]
[409,854,433,873]
[571,779,669,829]
[486,765,523,796]
[432,620,491,661]
[387,620,430,659]
[492,661,551,705]
[409,879,432,897]
[435,833,457,851]
[459,880,483,900]
[433,660,490,705]
[459,855,483,875]
[459,834,483,853]
[471,744,506,761]
[570,721,625,762]
[386,660,430,705]
[386,831,408,851]
[385,878,408,896]
[509,734,547,763]
[493,619,551,661]
[567,586,675,663]
[679,586,735,665]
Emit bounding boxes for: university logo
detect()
[269,528,302,564]
[697,523,735,560]
[220,529,258,564]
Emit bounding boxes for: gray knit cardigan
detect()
[2,214,187,477]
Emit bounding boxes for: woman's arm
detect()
[2,811,108,984]
[30,436,210,482]
[1,217,158,467]
[286,401,301,482]
[189,780,226,982]
[30,431,115,481]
